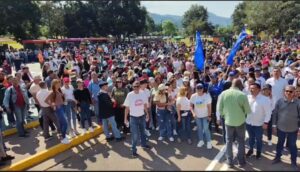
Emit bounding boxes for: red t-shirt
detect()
[14,86,25,107]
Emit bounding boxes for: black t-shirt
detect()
[74,88,92,104]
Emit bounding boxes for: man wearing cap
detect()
[88,72,101,123]
[237,60,249,73]
[218,79,251,168]
[245,83,272,159]
[98,80,123,142]
[208,73,223,133]
[261,84,276,146]
[190,83,213,149]
[124,81,151,157]
[254,68,266,87]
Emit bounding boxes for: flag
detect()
[227,28,252,65]
[194,31,205,71]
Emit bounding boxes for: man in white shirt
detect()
[36,81,60,141]
[190,83,213,149]
[246,83,272,159]
[124,81,151,157]
[266,67,288,103]
[254,68,266,87]
[139,79,151,137]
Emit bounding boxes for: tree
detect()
[182,4,214,36]
[162,20,177,36]
[231,2,247,33]
[0,0,41,42]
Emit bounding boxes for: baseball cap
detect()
[158,84,165,91]
[196,83,204,89]
[229,71,235,77]
[183,76,189,82]
[63,77,70,83]
[262,84,272,90]
[76,78,83,83]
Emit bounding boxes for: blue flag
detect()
[194,31,205,71]
[226,28,250,65]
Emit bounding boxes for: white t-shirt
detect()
[36,89,50,108]
[61,85,75,101]
[140,88,150,107]
[190,93,212,118]
[176,97,190,116]
[124,91,147,117]
[173,60,182,72]
[265,77,288,103]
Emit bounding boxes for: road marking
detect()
[219,131,249,171]
[205,146,226,171]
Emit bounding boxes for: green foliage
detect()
[182,4,214,36]
[0,0,41,42]
[162,20,178,36]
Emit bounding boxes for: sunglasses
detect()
[133,85,140,88]
[285,90,294,93]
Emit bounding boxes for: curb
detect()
[2,120,40,137]
[2,126,103,171]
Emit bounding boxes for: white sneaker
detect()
[69,132,76,138]
[156,126,159,131]
[173,130,178,136]
[89,127,94,132]
[207,142,212,149]
[82,129,87,134]
[169,137,174,142]
[268,140,272,146]
[158,136,164,141]
[145,129,151,137]
[61,137,70,144]
[197,140,205,148]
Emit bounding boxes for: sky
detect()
[141,1,242,18]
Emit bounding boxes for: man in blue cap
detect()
[208,72,223,133]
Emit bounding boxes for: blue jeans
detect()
[93,102,100,124]
[102,116,121,139]
[130,115,147,154]
[170,105,177,132]
[157,109,173,138]
[55,105,68,139]
[195,117,211,142]
[178,111,192,140]
[64,100,77,132]
[246,124,263,152]
[14,106,27,136]
[80,102,92,129]
[275,129,298,164]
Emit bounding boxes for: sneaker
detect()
[158,136,164,141]
[173,129,178,136]
[74,130,80,135]
[89,127,94,132]
[61,137,70,144]
[115,137,125,142]
[246,149,253,157]
[82,129,87,134]
[1,155,15,161]
[272,157,281,164]
[268,140,272,146]
[142,145,151,149]
[156,126,159,131]
[106,137,114,142]
[256,151,261,159]
[187,139,192,145]
[69,132,76,138]
[45,135,54,141]
[169,137,174,142]
[197,141,205,148]
[145,129,151,137]
[207,142,212,149]
[132,152,139,158]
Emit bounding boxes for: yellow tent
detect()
[0,38,24,50]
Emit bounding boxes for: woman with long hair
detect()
[176,87,192,144]
[45,79,69,144]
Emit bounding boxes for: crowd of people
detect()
[0,37,299,169]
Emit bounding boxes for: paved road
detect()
[32,124,299,171]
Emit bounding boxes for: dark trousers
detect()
[6,111,15,125]
[209,98,219,132]
[151,104,157,128]
[114,106,129,133]
[37,104,56,131]
[246,124,263,152]
[41,107,60,138]
[267,116,273,141]
[275,129,298,164]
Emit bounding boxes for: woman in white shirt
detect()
[61,77,79,137]
[176,87,192,144]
